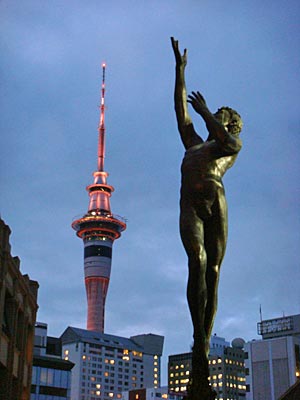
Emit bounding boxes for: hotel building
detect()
[60,327,164,400]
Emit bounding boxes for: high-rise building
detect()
[60,327,164,400]
[245,314,300,400]
[0,218,39,400]
[168,335,246,399]
[72,64,126,333]
[31,322,74,400]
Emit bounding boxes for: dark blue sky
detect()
[1,1,299,384]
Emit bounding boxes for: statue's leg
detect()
[203,189,228,345]
[180,204,211,398]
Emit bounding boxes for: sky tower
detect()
[72,64,126,333]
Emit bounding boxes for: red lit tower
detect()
[72,64,126,333]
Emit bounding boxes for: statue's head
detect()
[214,107,243,135]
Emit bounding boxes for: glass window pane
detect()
[47,368,54,385]
[61,370,68,388]
[54,369,61,387]
[40,368,47,384]
[32,366,37,384]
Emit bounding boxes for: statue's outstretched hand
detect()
[187,91,209,115]
[171,37,187,67]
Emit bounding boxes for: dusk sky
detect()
[1,1,299,384]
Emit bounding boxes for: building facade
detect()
[0,218,39,400]
[168,336,246,399]
[121,386,181,400]
[60,327,164,400]
[245,314,300,400]
[31,322,74,400]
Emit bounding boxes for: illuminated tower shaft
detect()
[72,64,126,333]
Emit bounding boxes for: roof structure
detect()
[60,326,163,356]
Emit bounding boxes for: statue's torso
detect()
[180,141,237,205]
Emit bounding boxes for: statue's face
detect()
[215,109,242,136]
[227,117,243,135]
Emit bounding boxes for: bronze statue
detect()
[171,37,243,400]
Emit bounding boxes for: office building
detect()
[0,218,39,400]
[31,322,74,400]
[245,314,300,400]
[168,335,246,399]
[60,326,164,400]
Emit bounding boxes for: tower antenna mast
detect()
[98,62,106,172]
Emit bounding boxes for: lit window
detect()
[109,393,114,398]
[96,391,101,396]
[154,355,158,359]
[110,360,115,365]
[96,384,101,389]
[64,349,69,355]
[82,355,86,360]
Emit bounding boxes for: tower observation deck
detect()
[72,64,126,333]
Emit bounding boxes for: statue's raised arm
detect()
[171,37,202,149]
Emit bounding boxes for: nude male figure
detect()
[171,37,243,398]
